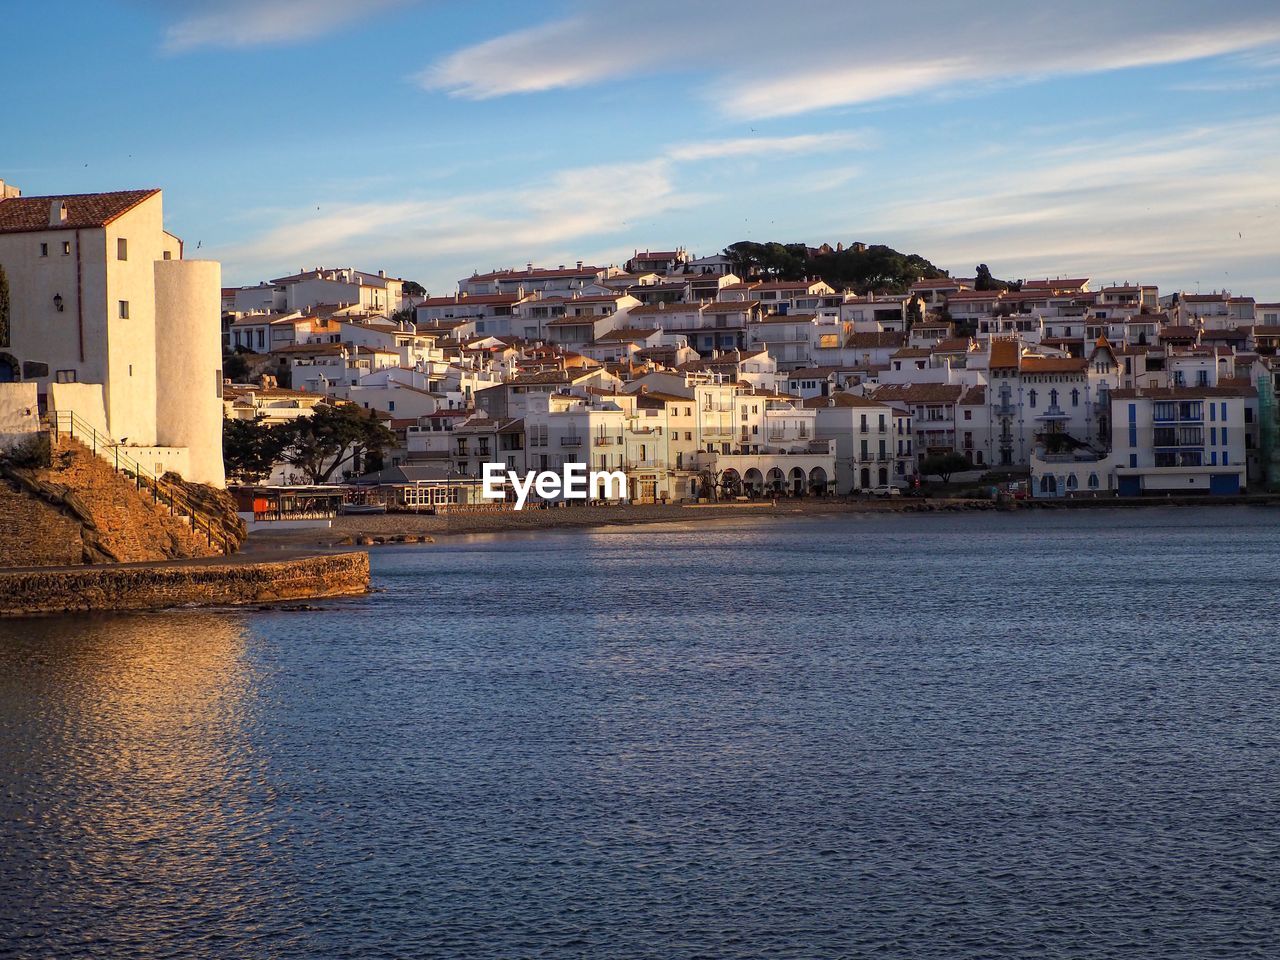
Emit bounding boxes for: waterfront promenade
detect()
[243,494,1280,548]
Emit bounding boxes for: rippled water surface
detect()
[3,508,1280,959]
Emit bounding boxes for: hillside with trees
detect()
[722,241,949,294]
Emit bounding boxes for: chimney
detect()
[378,269,386,278]
[527,262,534,273]
[577,260,584,270]
[49,200,68,226]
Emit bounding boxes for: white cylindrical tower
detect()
[154,259,225,487]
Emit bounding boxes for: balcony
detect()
[561,437,582,447]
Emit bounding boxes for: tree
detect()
[275,402,395,484]
[906,295,924,326]
[973,264,1020,293]
[920,452,972,484]
[402,280,426,298]
[223,417,285,484]
[722,239,949,294]
[222,351,251,382]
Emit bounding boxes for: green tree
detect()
[275,402,395,484]
[223,417,285,484]
[920,452,972,483]
[222,351,251,382]
[402,280,426,298]
[724,239,949,294]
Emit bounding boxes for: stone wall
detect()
[0,552,370,617]
[0,481,87,566]
[0,382,39,453]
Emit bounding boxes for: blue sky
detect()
[4,0,1280,298]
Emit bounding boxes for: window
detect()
[117,238,128,261]
[118,300,129,319]
[1028,389,1037,409]
[1088,473,1099,489]
[964,409,972,420]
[163,251,172,261]
[1071,388,1080,407]
[62,241,71,255]
[39,242,48,257]
[55,369,77,383]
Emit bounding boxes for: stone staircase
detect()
[43,411,241,555]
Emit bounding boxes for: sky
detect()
[3,0,1280,298]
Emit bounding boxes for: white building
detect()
[807,393,909,492]
[0,186,225,485]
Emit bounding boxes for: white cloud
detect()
[423,1,1280,119]
[162,0,412,52]
[216,158,700,286]
[665,132,873,162]
[853,120,1280,295]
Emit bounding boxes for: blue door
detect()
[1209,473,1239,495]
[1118,476,1141,497]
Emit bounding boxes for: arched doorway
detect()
[877,467,888,486]
[808,466,828,496]
[789,467,805,496]
[766,467,785,494]
[721,468,741,498]
[744,468,764,497]
[860,466,871,489]
[0,353,18,383]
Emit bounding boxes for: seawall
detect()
[0,552,370,618]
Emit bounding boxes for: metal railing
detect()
[45,410,234,554]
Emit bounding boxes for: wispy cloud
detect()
[665,132,873,162]
[216,158,701,285]
[423,0,1280,119]
[161,0,413,53]
[854,119,1280,293]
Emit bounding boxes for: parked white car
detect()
[870,484,901,497]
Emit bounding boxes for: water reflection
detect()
[0,613,305,958]
[2,510,1280,959]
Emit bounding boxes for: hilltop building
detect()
[0,183,225,486]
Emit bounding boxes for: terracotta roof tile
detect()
[0,189,159,234]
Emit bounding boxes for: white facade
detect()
[0,187,225,485]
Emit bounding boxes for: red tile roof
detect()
[1020,357,1088,374]
[988,339,1021,369]
[0,189,159,234]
